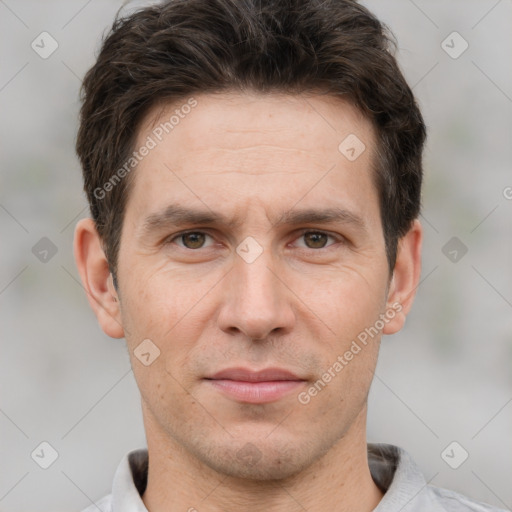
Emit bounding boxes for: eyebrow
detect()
[138,204,367,238]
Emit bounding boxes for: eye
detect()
[294,231,339,249]
[169,231,214,249]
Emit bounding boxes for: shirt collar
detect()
[368,444,437,511]
[112,448,148,512]
[110,443,431,511]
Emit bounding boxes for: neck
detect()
[141,405,383,512]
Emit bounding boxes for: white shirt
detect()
[82,443,507,512]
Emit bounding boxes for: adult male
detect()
[73,0,504,510]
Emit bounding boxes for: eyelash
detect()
[166,229,344,250]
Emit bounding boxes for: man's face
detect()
[116,92,394,479]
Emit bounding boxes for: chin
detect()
[194,437,321,482]
[209,454,304,481]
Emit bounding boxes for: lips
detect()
[204,367,306,404]
[208,367,303,382]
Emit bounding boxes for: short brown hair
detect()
[76,0,426,284]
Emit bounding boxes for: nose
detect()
[217,249,295,340]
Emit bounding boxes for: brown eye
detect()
[303,231,329,249]
[180,232,206,249]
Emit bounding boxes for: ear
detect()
[73,218,125,339]
[382,219,423,335]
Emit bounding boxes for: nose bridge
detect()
[218,244,294,339]
[237,251,277,306]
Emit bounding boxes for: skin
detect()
[74,91,422,512]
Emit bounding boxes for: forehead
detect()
[140,91,374,158]
[125,91,380,231]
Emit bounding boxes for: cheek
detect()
[120,265,203,332]
[293,268,386,401]
[123,296,204,420]
[137,358,201,438]
[120,270,216,385]
[295,266,387,341]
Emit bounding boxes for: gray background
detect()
[0,0,511,510]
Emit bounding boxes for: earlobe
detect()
[383,219,423,335]
[73,218,125,339]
